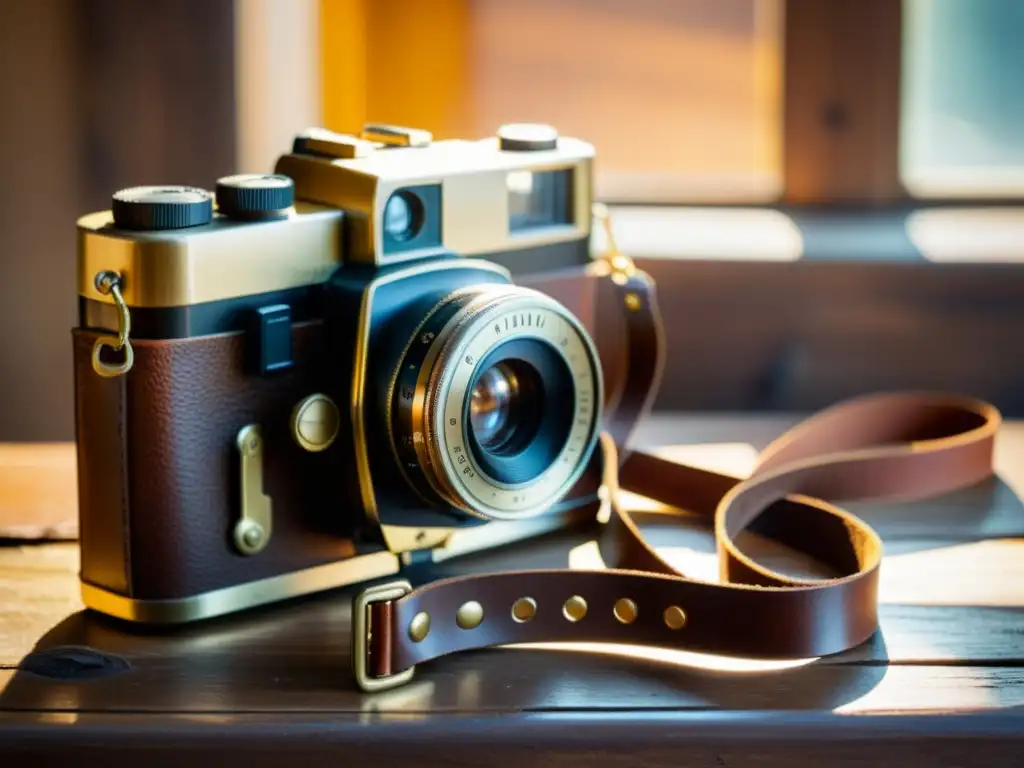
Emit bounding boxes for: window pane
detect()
[901,0,1024,197]
[467,0,783,203]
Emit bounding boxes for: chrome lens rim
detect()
[414,285,602,520]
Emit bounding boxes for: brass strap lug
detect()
[352,579,415,692]
[91,270,134,377]
[589,202,637,284]
[233,424,273,556]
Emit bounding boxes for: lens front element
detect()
[470,361,529,451]
[389,285,602,520]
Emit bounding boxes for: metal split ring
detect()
[91,271,134,377]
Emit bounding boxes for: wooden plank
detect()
[782,0,904,203]
[1,411,1022,727]
[2,536,1024,672]
[1,710,1023,768]
[0,544,84,666]
[2,647,1024,714]
[0,445,77,540]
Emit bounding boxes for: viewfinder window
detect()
[507,169,573,232]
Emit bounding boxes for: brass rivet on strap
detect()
[613,598,638,624]
[409,611,430,642]
[456,601,484,629]
[563,595,587,622]
[512,597,537,623]
[624,292,642,311]
[664,606,687,630]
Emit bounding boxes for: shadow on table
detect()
[0,589,890,716]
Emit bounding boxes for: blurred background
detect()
[1,0,1022,441]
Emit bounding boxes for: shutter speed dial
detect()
[216,174,295,220]
[111,186,213,231]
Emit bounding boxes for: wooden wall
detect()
[639,255,1024,417]
[0,0,1020,441]
[0,0,236,441]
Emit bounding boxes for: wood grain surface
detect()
[1,413,1023,766]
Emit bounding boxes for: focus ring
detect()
[389,290,479,507]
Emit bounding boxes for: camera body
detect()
[73,123,607,623]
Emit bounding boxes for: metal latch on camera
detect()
[234,424,273,555]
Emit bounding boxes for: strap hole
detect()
[563,595,587,622]
[512,597,536,623]
[664,606,687,630]
[613,598,637,624]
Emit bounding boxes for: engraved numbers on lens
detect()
[451,446,474,477]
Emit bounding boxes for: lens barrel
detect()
[388,285,602,520]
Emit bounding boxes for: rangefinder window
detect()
[382,184,442,256]
[507,169,573,233]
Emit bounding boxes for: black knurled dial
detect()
[111,186,214,231]
[216,174,295,220]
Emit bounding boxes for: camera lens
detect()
[383,191,422,241]
[389,284,602,521]
[469,360,541,453]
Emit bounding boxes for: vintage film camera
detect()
[73,122,644,624]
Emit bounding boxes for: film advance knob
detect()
[216,174,295,220]
[111,186,214,231]
[497,123,559,151]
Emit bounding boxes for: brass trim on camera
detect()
[77,203,344,308]
[79,550,401,624]
[350,259,511,535]
[276,136,594,266]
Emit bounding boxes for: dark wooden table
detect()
[2,413,1024,766]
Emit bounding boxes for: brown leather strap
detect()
[359,261,1001,686]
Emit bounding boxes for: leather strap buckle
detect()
[352,579,415,692]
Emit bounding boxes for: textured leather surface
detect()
[74,321,366,599]
[365,266,1001,682]
[73,333,131,594]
